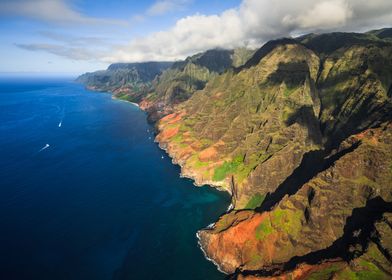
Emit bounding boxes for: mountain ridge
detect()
[78,28,392,280]
[76,61,173,103]
[155,28,392,279]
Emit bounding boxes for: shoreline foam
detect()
[196,231,228,274]
[89,85,231,274]
[111,95,140,107]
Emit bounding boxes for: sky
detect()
[0,0,391,75]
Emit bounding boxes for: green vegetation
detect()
[144,92,159,102]
[336,260,387,280]
[281,106,294,123]
[149,48,253,111]
[346,176,380,189]
[213,212,238,232]
[337,268,359,280]
[283,85,297,97]
[189,154,209,169]
[213,156,243,181]
[245,193,265,209]
[200,138,213,147]
[235,163,257,183]
[232,47,256,68]
[171,133,183,143]
[231,153,265,183]
[255,218,274,240]
[355,260,387,280]
[115,92,131,100]
[307,260,389,280]
[250,254,262,266]
[77,62,172,95]
[271,208,303,238]
[307,264,343,280]
[80,29,392,277]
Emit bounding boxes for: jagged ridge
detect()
[77,28,392,280]
[76,61,173,102]
[156,29,392,279]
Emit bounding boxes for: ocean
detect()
[0,77,230,280]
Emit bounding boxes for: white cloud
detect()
[282,0,353,30]
[11,0,392,64]
[39,31,110,46]
[0,0,127,25]
[106,0,392,63]
[16,43,104,61]
[147,0,192,16]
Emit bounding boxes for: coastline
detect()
[156,139,231,195]
[196,231,228,275]
[84,84,232,275]
[154,124,234,275]
[73,29,392,279]
[111,95,140,107]
[3,79,235,279]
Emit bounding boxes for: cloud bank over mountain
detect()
[4,0,392,64]
[107,0,392,62]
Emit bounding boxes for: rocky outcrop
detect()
[156,29,392,279]
[142,48,255,122]
[79,28,392,279]
[198,124,392,275]
[157,43,324,208]
[77,49,254,121]
[76,61,173,102]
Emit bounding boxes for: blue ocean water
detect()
[0,77,230,280]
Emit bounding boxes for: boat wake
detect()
[59,106,65,128]
[38,144,50,152]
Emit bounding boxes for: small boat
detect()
[39,144,50,152]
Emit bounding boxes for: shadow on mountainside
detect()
[235,38,299,72]
[255,140,360,213]
[284,105,322,145]
[255,59,392,213]
[234,197,392,279]
[323,92,392,149]
[265,61,310,88]
[316,44,392,148]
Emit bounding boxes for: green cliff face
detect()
[141,48,255,121]
[76,61,173,102]
[77,48,254,120]
[78,28,392,279]
[156,29,392,279]
[301,32,392,145]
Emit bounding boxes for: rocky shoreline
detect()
[196,231,228,275]
[85,82,392,279]
[78,29,392,279]
[154,116,231,193]
[112,93,237,275]
[154,124,236,274]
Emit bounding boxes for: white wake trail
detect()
[38,144,50,152]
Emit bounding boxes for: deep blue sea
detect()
[0,77,230,280]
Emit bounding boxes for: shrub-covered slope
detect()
[140,48,255,121]
[77,48,254,119]
[156,29,392,279]
[76,61,173,102]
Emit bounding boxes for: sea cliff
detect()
[154,30,392,279]
[78,29,392,279]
